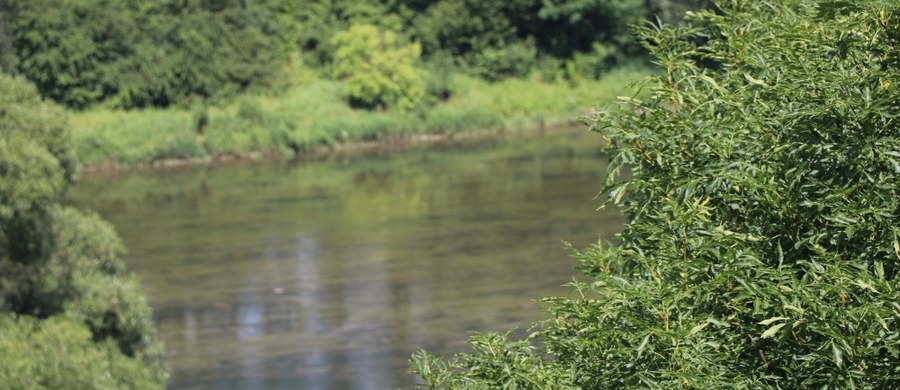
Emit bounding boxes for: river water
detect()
[67,130,624,389]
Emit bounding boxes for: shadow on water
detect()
[67,131,625,389]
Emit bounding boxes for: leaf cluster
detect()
[413,1,900,388]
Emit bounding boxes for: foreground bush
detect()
[413,1,900,388]
[0,74,165,388]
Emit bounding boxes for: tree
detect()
[0,0,135,108]
[533,0,646,58]
[412,1,900,388]
[0,0,291,108]
[413,0,533,58]
[0,74,166,388]
[331,24,426,110]
[289,0,409,67]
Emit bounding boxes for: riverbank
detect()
[78,120,586,174]
[72,66,649,172]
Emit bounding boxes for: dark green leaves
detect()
[413,1,900,388]
[0,0,289,108]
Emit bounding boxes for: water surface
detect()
[68,131,624,389]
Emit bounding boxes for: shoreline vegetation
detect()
[79,120,579,174]
[72,66,649,173]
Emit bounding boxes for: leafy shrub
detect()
[0,314,162,389]
[0,75,72,217]
[566,42,618,81]
[236,98,266,125]
[423,52,458,101]
[0,74,166,388]
[468,40,538,81]
[331,24,427,110]
[413,1,900,388]
[412,0,528,58]
[289,0,407,67]
[532,0,646,58]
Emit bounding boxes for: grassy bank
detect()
[71,66,650,168]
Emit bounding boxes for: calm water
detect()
[67,131,624,389]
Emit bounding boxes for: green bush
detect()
[413,1,900,388]
[331,24,427,110]
[0,314,162,389]
[532,0,645,58]
[567,42,618,81]
[468,40,538,81]
[423,52,458,101]
[412,0,527,58]
[0,74,166,388]
[0,75,72,218]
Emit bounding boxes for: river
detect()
[67,130,624,389]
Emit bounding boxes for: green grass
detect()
[70,65,651,167]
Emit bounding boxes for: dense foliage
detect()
[0,0,709,110]
[0,0,290,108]
[0,74,166,388]
[413,1,900,388]
[331,24,426,110]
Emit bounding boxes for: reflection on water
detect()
[67,131,624,389]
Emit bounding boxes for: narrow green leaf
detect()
[614,183,629,204]
[876,314,889,331]
[687,322,709,337]
[699,74,728,94]
[761,323,787,339]
[758,316,788,326]
[852,279,879,293]
[636,334,651,358]
[784,305,805,315]
[832,342,843,367]
[744,73,767,86]
[893,236,900,259]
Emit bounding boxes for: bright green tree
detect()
[289,0,409,67]
[413,1,900,388]
[0,74,166,388]
[331,24,426,110]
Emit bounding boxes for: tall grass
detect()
[70,66,650,167]
[72,109,204,165]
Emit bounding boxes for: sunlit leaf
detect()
[761,323,787,339]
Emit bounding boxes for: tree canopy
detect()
[0,0,289,108]
[413,1,900,387]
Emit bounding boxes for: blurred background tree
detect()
[331,24,427,110]
[0,0,289,108]
[0,0,712,110]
